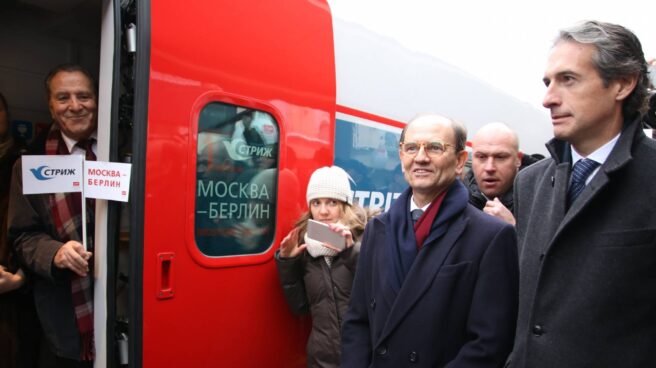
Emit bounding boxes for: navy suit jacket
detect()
[341,203,518,368]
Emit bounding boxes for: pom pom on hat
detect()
[306,166,353,205]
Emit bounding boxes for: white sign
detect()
[22,155,83,194]
[84,161,132,202]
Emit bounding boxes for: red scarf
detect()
[413,190,447,249]
[45,125,95,360]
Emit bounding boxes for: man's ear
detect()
[455,149,469,176]
[516,151,524,168]
[615,75,638,101]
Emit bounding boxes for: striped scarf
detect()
[45,125,95,360]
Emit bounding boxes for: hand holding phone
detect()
[306,219,347,250]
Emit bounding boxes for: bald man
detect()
[464,123,522,225]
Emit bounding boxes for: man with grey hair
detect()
[8,64,98,366]
[342,114,518,367]
[508,21,655,367]
[465,122,523,225]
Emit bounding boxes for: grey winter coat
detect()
[509,118,656,368]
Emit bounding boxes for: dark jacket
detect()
[276,244,359,368]
[1,137,26,263]
[0,137,37,368]
[7,160,82,360]
[509,118,656,368]
[464,170,514,212]
[341,184,518,368]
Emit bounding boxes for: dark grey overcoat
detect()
[509,118,656,368]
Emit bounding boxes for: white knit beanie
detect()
[306,166,353,205]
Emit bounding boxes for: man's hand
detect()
[484,197,516,225]
[53,241,92,277]
[0,266,26,294]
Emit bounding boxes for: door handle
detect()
[157,252,175,299]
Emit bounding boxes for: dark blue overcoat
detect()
[341,195,518,368]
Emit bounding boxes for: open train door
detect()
[128,0,337,366]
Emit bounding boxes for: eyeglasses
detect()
[399,141,454,157]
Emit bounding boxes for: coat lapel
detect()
[550,120,638,245]
[543,162,571,250]
[375,214,468,346]
[377,220,400,312]
[559,169,610,228]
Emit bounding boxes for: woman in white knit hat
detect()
[275,166,370,368]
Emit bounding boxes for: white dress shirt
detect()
[61,132,98,157]
[570,133,620,185]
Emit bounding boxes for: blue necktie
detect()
[567,158,600,207]
[411,209,424,225]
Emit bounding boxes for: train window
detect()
[195,102,279,257]
[334,118,404,211]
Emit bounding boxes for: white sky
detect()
[329,0,656,111]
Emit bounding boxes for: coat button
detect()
[409,351,418,363]
[376,345,387,356]
[532,324,544,336]
[370,298,376,310]
[539,253,545,261]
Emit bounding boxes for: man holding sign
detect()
[7,64,97,366]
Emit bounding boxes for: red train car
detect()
[0,1,550,366]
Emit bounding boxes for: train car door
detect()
[132,1,337,366]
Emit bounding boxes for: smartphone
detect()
[306,219,346,250]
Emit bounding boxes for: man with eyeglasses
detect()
[341,114,519,368]
[465,122,523,225]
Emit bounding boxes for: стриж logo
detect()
[29,166,77,181]
[30,166,54,181]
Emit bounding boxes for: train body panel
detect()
[140,1,550,366]
[142,1,336,366]
[331,15,551,154]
